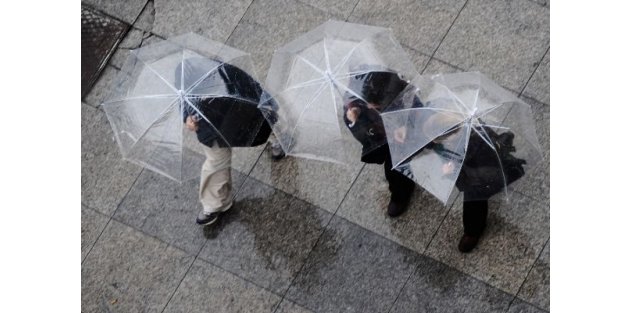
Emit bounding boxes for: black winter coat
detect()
[180,60,273,148]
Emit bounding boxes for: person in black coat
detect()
[178,58,273,226]
[427,113,526,252]
[341,70,418,217]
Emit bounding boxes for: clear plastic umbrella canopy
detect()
[261,20,418,165]
[102,33,270,182]
[381,72,543,204]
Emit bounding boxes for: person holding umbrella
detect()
[422,113,526,252]
[342,68,421,217]
[177,57,274,226]
[381,72,542,252]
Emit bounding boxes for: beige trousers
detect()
[199,141,233,213]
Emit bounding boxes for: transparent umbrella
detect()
[261,20,418,165]
[381,72,543,204]
[102,33,272,182]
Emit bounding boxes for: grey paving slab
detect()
[517,240,550,311]
[435,0,550,92]
[81,204,109,261]
[163,259,281,313]
[275,299,316,313]
[133,0,155,32]
[389,256,513,313]
[198,177,332,294]
[425,192,549,295]
[114,169,246,255]
[82,0,147,24]
[250,145,364,213]
[507,298,549,313]
[108,27,148,69]
[296,0,359,17]
[82,103,142,216]
[81,220,193,313]
[84,65,118,107]
[422,57,464,75]
[509,97,549,206]
[232,145,266,175]
[348,0,467,56]
[228,0,341,75]
[403,46,431,72]
[523,50,550,105]
[150,0,252,40]
[337,163,451,254]
[285,216,419,313]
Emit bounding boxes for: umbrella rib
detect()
[330,37,370,75]
[126,97,180,154]
[391,121,466,169]
[134,57,179,93]
[380,107,466,118]
[286,81,329,151]
[323,37,331,73]
[295,55,326,76]
[102,95,177,106]
[284,77,329,91]
[183,60,224,94]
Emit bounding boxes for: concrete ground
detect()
[81,0,549,312]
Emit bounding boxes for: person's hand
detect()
[394,126,407,143]
[185,115,198,132]
[346,107,361,123]
[442,161,455,175]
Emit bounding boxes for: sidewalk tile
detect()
[508,298,548,313]
[81,204,109,261]
[297,0,359,17]
[435,0,549,91]
[276,299,315,313]
[523,50,550,105]
[81,220,193,313]
[348,0,466,55]
[517,241,550,310]
[198,177,332,294]
[229,0,340,75]
[163,259,281,313]
[82,103,142,216]
[337,163,451,254]
[151,0,252,40]
[426,192,549,295]
[390,256,513,313]
[114,170,246,255]
[250,147,364,213]
[83,0,146,24]
[285,216,419,313]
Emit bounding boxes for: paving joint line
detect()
[271,162,367,313]
[81,168,145,266]
[518,46,549,98]
[505,237,550,313]
[159,146,267,312]
[223,0,256,44]
[420,0,470,74]
[385,263,419,313]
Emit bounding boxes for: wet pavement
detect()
[81,1,549,312]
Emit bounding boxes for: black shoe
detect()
[270,142,286,160]
[458,234,480,253]
[387,199,410,217]
[196,211,220,226]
